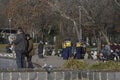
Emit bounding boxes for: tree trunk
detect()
[101,30,109,44]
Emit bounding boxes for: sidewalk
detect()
[32,55,66,68]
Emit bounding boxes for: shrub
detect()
[62,58,87,70]
[63,59,120,71]
[89,61,120,70]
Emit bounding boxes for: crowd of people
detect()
[5,27,120,68]
[61,39,120,62]
[99,42,120,61]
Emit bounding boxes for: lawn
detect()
[0,44,7,52]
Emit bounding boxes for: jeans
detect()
[16,50,25,68]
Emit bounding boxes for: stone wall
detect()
[0,53,16,58]
[0,69,120,80]
[0,53,16,69]
[0,58,17,68]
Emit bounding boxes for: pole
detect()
[9,19,11,34]
[79,6,82,42]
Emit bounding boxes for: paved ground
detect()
[32,55,66,68]
[32,54,98,68]
[0,53,98,69]
[0,53,66,68]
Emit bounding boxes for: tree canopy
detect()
[0,0,119,44]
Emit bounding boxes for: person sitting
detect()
[6,44,12,53]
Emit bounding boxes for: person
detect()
[6,43,12,53]
[8,34,16,44]
[63,39,72,60]
[38,40,44,58]
[26,34,34,68]
[62,41,66,59]
[6,43,15,53]
[13,27,27,68]
[80,43,86,59]
[104,42,111,60]
[100,43,107,61]
[74,41,81,59]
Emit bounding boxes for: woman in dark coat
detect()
[26,34,34,68]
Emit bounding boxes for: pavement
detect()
[0,52,98,69]
[0,52,66,68]
[32,54,98,68]
[32,55,66,68]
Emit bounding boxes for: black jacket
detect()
[38,42,44,54]
[13,33,27,52]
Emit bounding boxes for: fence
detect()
[0,69,120,80]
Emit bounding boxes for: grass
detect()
[0,44,8,52]
[0,44,7,48]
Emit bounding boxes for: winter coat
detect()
[104,44,111,55]
[27,38,34,56]
[13,33,27,52]
[38,42,44,54]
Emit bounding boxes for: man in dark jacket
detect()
[38,40,44,58]
[13,27,27,68]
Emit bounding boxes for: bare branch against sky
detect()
[114,0,120,7]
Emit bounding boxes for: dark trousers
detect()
[67,47,72,58]
[63,48,68,60]
[75,47,81,59]
[16,50,25,68]
[26,55,34,68]
[63,47,71,60]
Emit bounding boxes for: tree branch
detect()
[46,1,81,41]
[114,0,120,7]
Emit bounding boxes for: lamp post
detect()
[79,6,82,42]
[9,19,12,34]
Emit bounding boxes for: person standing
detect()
[62,41,66,59]
[38,40,44,58]
[104,42,111,60]
[26,34,34,68]
[74,41,81,59]
[13,27,27,68]
[63,39,72,60]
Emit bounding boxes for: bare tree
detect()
[114,0,120,7]
[5,0,119,45]
[79,0,116,44]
